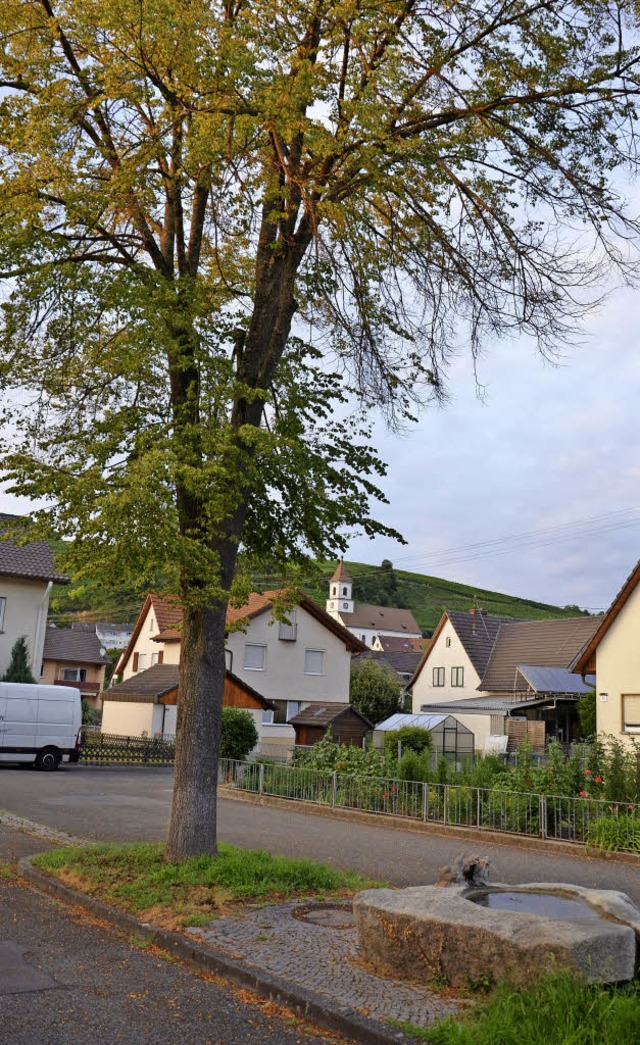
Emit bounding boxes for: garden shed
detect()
[373,712,474,760]
[288,703,373,747]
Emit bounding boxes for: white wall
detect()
[101,701,155,737]
[226,605,351,704]
[412,618,480,709]
[595,582,640,744]
[411,617,493,747]
[0,575,51,678]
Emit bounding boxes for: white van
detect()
[0,682,82,770]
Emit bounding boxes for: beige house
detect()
[41,627,110,710]
[412,609,600,751]
[112,589,365,750]
[325,561,421,648]
[0,514,69,678]
[572,559,640,744]
[102,663,275,739]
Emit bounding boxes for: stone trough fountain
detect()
[353,856,640,988]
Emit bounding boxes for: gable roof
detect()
[103,663,275,709]
[288,702,373,728]
[0,514,69,584]
[106,663,180,699]
[479,616,602,692]
[339,602,420,634]
[376,635,427,653]
[43,628,110,665]
[448,610,514,677]
[572,559,640,675]
[358,648,422,680]
[409,610,515,688]
[116,587,366,674]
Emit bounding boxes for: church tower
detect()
[326,561,354,619]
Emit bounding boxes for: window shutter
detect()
[133,652,139,672]
[157,650,164,664]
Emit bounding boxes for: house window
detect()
[622,694,640,733]
[451,667,464,687]
[432,666,445,687]
[445,637,451,648]
[137,653,147,672]
[304,649,325,675]
[61,667,87,682]
[278,611,297,641]
[0,597,5,631]
[244,643,267,670]
[263,699,302,725]
[151,651,164,665]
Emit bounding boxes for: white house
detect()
[0,514,69,678]
[572,558,640,745]
[111,588,365,751]
[325,561,421,648]
[411,609,600,751]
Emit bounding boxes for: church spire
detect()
[326,560,354,618]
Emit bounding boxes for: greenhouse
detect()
[373,712,475,762]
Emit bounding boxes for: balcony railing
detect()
[54,679,101,693]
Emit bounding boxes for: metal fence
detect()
[218,758,640,851]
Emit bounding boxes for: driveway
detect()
[1,764,638,903]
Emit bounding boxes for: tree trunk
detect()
[164,598,228,861]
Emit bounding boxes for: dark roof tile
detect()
[43,628,110,665]
[0,514,69,584]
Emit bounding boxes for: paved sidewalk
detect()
[0,825,350,1045]
[191,899,464,1028]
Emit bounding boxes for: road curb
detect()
[18,856,414,1045]
[218,787,640,867]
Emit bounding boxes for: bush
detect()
[349,657,403,725]
[219,708,258,761]
[384,725,433,759]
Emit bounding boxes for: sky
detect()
[345,281,640,612]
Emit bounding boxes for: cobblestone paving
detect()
[191,900,465,1027]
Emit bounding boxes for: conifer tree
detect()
[2,637,36,684]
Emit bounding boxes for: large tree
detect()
[1,1,639,859]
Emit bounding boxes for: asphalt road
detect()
[0,826,339,1045]
[1,763,639,902]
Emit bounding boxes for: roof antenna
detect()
[471,595,477,634]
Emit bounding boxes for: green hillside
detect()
[256,560,588,635]
[48,549,586,633]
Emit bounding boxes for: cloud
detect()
[347,283,640,611]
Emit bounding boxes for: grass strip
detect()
[389,972,640,1045]
[33,841,376,928]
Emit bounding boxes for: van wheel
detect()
[35,747,61,771]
